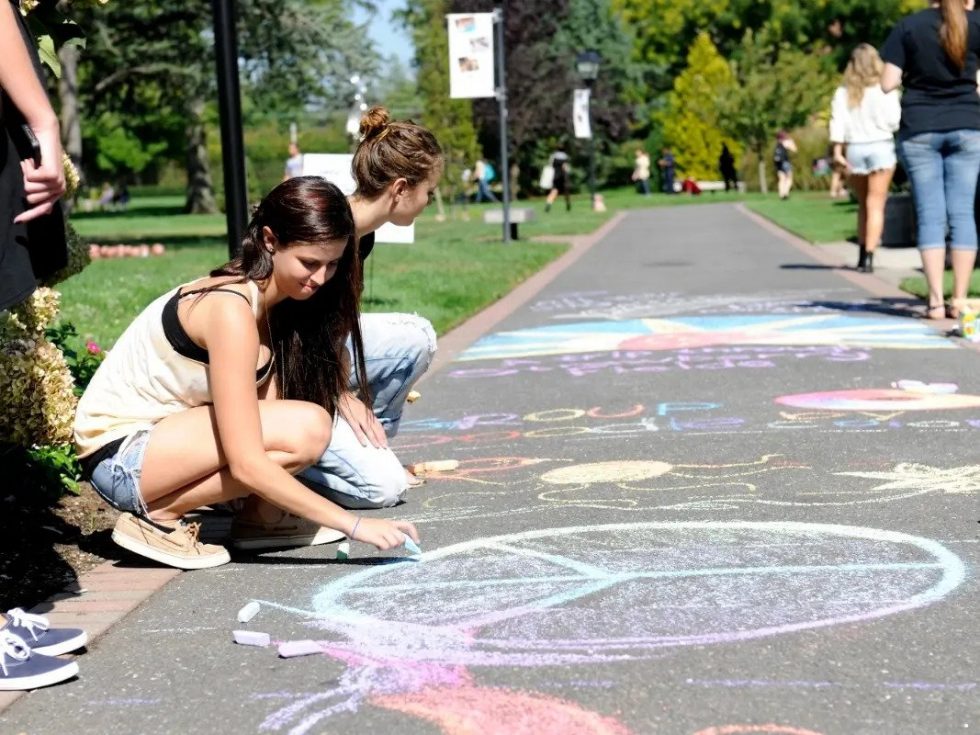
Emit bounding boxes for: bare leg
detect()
[139,400,332,522]
[865,167,895,254]
[850,174,869,248]
[920,248,948,317]
[950,249,977,311]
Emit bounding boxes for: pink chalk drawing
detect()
[692,726,825,735]
[775,389,980,412]
[373,686,635,735]
[256,522,963,734]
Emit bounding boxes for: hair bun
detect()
[359,106,391,140]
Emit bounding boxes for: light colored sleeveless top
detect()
[74,280,269,458]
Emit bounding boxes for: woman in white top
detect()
[829,43,902,273]
[74,177,420,569]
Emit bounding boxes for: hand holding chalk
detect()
[344,516,420,553]
[403,534,422,557]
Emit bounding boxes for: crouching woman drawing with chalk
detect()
[73,177,419,569]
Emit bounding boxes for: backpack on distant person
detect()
[538,163,555,190]
[483,161,496,182]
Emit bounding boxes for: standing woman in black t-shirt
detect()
[882,0,980,319]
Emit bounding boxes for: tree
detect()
[397,0,480,203]
[719,31,834,193]
[659,33,741,180]
[442,0,637,193]
[73,1,380,211]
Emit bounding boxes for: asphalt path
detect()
[6,204,977,735]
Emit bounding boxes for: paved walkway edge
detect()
[736,203,911,300]
[0,211,625,713]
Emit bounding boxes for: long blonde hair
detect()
[843,43,884,107]
[939,0,969,71]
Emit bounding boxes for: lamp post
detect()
[575,50,600,210]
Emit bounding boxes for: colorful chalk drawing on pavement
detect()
[256,522,964,735]
[529,288,855,320]
[404,457,977,518]
[456,315,955,363]
[776,389,980,412]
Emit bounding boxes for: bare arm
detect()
[0,1,64,222]
[881,63,903,94]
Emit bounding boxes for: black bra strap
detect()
[178,287,253,308]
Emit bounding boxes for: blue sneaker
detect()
[0,631,79,691]
[2,608,88,656]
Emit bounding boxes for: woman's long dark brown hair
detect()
[940,0,969,71]
[210,176,369,413]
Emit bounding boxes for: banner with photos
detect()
[447,13,496,99]
[573,89,592,139]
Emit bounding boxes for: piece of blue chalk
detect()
[403,536,422,556]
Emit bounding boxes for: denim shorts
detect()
[89,430,152,514]
[847,140,897,175]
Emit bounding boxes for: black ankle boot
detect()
[856,245,867,270]
[861,251,874,273]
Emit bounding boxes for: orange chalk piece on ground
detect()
[406,460,460,476]
[406,390,422,403]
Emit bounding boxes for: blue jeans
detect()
[898,129,980,250]
[299,313,437,509]
[89,430,152,514]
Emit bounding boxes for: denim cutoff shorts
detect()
[89,430,152,514]
[846,140,897,175]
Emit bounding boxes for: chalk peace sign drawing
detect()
[258,522,964,734]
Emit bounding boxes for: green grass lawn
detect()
[899,271,980,299]
[745,193,858,244]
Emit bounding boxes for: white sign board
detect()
[573,88,592,139]
[299,153,414,244]
[447,13,496,99]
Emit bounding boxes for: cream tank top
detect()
[74,280,268,458]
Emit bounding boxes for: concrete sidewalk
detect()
[3,203,976,735]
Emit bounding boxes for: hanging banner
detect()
[447,13,496,99]
[299,154,414,244]
[573,88,592,139]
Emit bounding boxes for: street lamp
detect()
[575,50,601,210]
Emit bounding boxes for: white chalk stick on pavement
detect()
[233,630,271,647]
[278,640,324,658]
[237,601,261,623]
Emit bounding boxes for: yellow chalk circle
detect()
[540,461,674,485]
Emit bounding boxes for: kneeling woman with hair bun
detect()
[73,177,419,569]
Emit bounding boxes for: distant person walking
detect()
[658,147,676,194]
[283,141,303,181]
[545,150,571,212]
[473,158,498,203]
[719,144,738,191]
[631,148,651,196]
[829,43,901,273]
[882,0,980,319]
[773,131,797,200]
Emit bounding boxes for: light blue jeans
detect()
[299,313,437,509]
[898,129,980,250]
